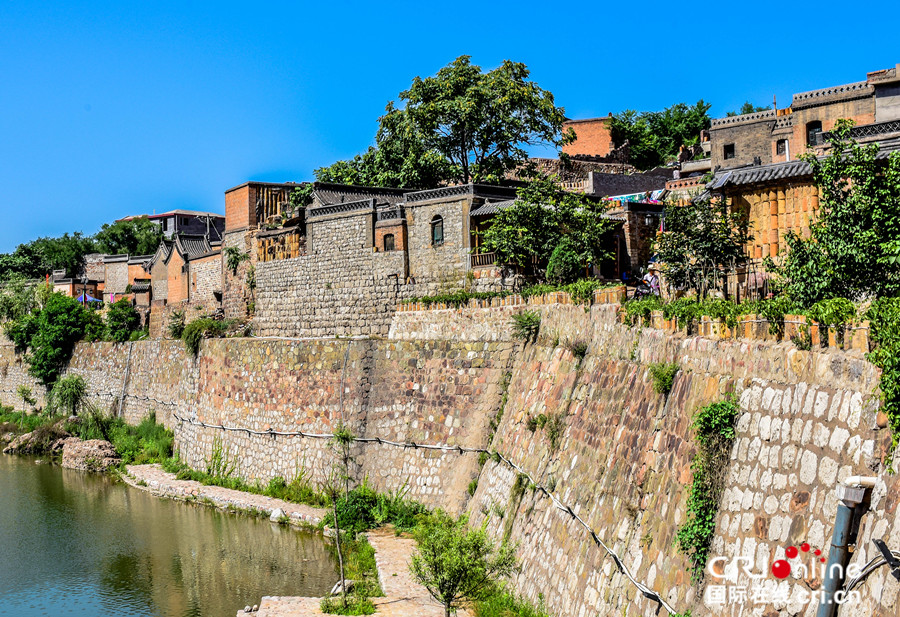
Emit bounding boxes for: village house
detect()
[707,63,900,171]
[217,178,663,339]
[117,209,225,241]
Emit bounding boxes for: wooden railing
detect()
[470,252,497,268]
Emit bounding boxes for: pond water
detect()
[0,455,336,616]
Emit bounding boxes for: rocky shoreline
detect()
[2,424,121,472]
[122,464,326,527]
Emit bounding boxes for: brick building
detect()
[707,63,900,171]
[561,116,615,158]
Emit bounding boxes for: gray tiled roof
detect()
[313,182,406,207]
[175,234,214,259]
[470,200,516,216]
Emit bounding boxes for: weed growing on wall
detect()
[648,362,679,395]
[866,297,900,456]
[181,318,234,356]
[677,396,739,581]
[510,310,541,341]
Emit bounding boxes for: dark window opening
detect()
[724,144,735,160]
[776,139,787,155]
[807,121,823,146]
[431,215,444,246]
[383,234,395,252]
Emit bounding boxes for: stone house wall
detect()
[188,252,222,306]
[151,257,168,302]
[222,230,257,320]
[104,259,129,295]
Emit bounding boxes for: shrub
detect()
[411,511,518,617]
[545,240,582,284]
[806,297,856,332]
[167,310,186,338]
[510,310,541,341]
[105,299,141,342]
[648,362,679,395]
[48,374,87,416]
[26,293,90,385]
[3,314,37,350]
[623,294,663,325]
[181,318,231,356]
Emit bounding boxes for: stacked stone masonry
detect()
[1,294,898,617]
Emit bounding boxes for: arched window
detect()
[806,121,823,146]
[383,234,395,252]
[431,215,444,246]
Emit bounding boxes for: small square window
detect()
[724,144,736,160]
[776,140,786,155]
[383,234,395,252]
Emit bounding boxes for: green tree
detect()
[0,276,42,321]
[49,374,87,416]
[410,511,518,617]
[105,299,140,343]
[316,103,452,189]
[0,233,97,280]
[609,101,712,170]
[726,101,772,117]
[94,217,163,256]
[317,56,571,188]
[26,293,90,385]
[655,197,751,297]
[771,120,900,306]
[480,175,616,273]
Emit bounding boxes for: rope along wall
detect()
[172,412,678,615]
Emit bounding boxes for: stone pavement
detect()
[123,464,326,526]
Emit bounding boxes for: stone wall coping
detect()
[396,289,871,351]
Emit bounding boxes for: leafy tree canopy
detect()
[0,216,166,282]
[0,233,98,281]
[770,119,900,305]
[316,56,571,188]
[726,101,772,117]
[23,293,92,385]
[609,101,712,170]
[655,196,751,297]
[480,175,617,274]
[410,510,518,617]
[94,217,163,256]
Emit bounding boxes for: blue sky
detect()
[1,0,897,252]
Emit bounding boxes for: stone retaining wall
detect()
[1,295,897,617]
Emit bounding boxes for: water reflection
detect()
[0,456,336,616]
